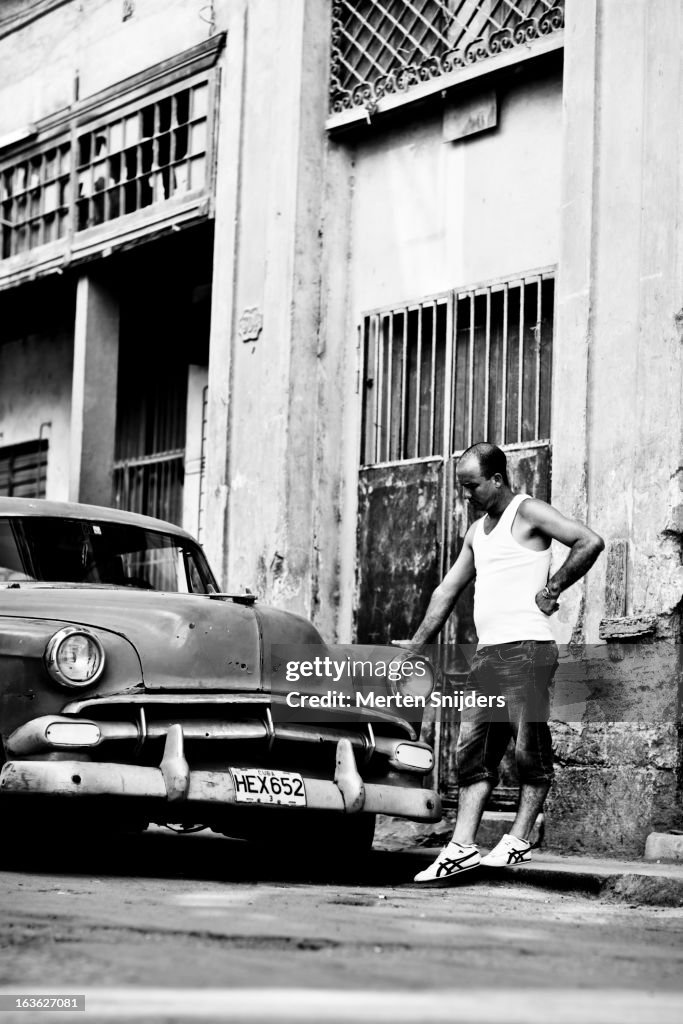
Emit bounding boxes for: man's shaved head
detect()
[458,442,510,486]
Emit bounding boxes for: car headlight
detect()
[44,627,105,689]
[388,654,435,701]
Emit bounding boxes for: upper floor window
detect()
[330,0,565,116]
[1,142,71,258]
[0,34,224,273]
[75,81,209,232]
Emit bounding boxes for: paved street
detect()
[1,828,683,1023]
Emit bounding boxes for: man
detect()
[395,442,604,884]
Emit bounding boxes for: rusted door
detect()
[355,459,445,643]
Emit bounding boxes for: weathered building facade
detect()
[0,0,681,856]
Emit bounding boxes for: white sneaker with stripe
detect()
[413,841,481,885]
[480,833,532,867]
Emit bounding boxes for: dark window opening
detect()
[0,439,48,498]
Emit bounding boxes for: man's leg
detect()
[451,780,495,844]
[482,641,558,867]
[510,780,550,841]
[511,641,557,839]
[414,650,509,884]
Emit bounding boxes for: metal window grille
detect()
[112,366,187,526]
[330,0,565,113]
[452,274,554,450]
[76,82,209,232]
[1,79,212,261]
[0,439,48,497]
[112,451,185,526]
[1,143,71,258]
[361,296,451,465]
[360,270,554,466]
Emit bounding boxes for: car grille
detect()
[60,692,418,780]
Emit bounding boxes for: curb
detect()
[400,849,683,907]
[504,865,683,907]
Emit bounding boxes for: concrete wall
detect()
[553,0,683,646]
[205,0,331,616]
[350,73,562,311]
[0,0,214,135]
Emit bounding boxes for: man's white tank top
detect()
[472,493,554,645]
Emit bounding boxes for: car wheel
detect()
[0,798,57,868]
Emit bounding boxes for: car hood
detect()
[0,586,328,694]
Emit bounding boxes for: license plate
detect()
[230,768,306,806]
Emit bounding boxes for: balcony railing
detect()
[330,0,565,115]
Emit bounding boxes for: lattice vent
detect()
[330,0,564,113]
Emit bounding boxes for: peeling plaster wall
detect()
[545,0,683,854]
[349,73,562,314]
[554,0,683,645]
[208,0,330,618]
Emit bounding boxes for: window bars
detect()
[112,356,188,527]
[330,0,565,113]
[360,271,554,466]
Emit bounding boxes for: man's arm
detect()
[393,525,476,652]
[519,500,604,615]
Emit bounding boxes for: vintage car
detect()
[0,498,440,856]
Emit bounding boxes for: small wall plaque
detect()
[238,306,264,344]
[443,90,497,143]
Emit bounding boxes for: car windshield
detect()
[0,516,218,594]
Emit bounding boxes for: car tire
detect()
[0,796,149,870]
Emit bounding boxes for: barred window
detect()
[76,82,209,232]
[452,276,554,450]
[360,271,554,466]
[1,143,71,258]
[361,297,449,465]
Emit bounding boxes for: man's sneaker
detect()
[481,833,532,867]
[413,841,481,886]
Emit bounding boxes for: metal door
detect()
[355,269,555,805]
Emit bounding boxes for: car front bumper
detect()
[0,728,441,822]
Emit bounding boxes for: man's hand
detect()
[391,639,424,654]
[535,585,560,616]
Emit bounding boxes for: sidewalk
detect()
[375,817,683,907]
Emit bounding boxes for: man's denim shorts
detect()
[455,639,559,787]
